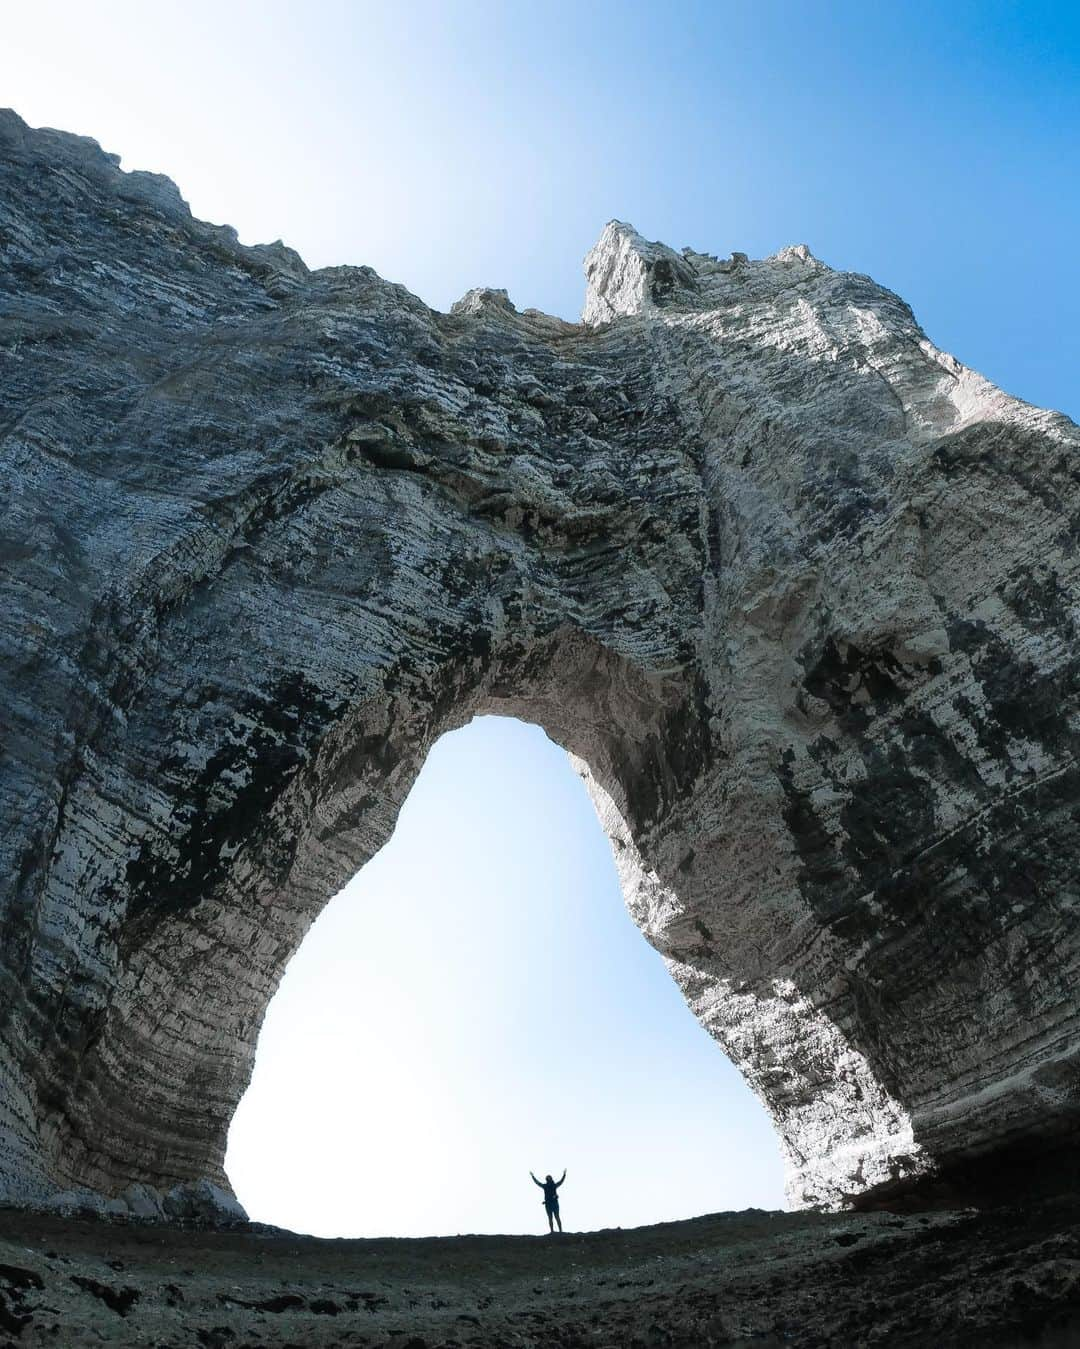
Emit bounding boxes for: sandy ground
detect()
[0,1198,1079,1347]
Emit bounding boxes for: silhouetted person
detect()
[530,1169,566,1233]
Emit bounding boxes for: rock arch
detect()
[2,109,1080,1213]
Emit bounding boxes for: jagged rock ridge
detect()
[1,108,1079,1216]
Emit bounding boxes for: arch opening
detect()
[4,616,930,1217]
[224,716,786,1236]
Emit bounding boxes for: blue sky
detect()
[4,0,1076,1234]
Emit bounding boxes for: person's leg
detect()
[554,1204,562,1233]
[546,1205,554,1233]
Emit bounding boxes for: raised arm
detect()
[556,1169,567,1187]
[530,1172,543,1188]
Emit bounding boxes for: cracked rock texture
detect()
[1,107,1080,1215]
[3,1200,1080,1347]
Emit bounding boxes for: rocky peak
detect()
[582,219,700,325]
[581,220,830,326]
[449,286,517,317]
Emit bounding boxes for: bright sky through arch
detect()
[226,718,786,1237]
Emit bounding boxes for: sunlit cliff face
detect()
[3,109,1080,1221]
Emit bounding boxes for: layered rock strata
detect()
[1,107,1079,1213]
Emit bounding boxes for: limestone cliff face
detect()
[2,108,1079,1215]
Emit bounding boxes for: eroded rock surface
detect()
[2,1199,1080,1347]
[1,107,1079,1213]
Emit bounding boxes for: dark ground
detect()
[1,1196,1079,1348]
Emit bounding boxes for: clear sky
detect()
[4,0,1076,1235]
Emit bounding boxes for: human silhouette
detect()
[530,1168,566,1233]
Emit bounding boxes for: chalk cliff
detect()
[2,108,1079,1215]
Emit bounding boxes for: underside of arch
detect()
[2,109,1080,1215]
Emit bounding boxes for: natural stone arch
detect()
[2,108,1080,1215]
